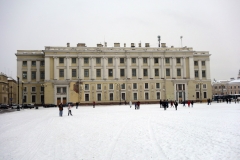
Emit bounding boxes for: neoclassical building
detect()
[16,42,212,105]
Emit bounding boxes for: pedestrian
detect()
[191,100,194,107]
[188,100,190,107]
[129,101,132,108]
[137,101,140,109]
[76,102,79,109]
[163,100,167,110]
[171,101,173,107]
[93,101,95,108]
[135,102,137,110]
[183,101,185,107]
[58,102,63,117]
[125,100,127,105]
[174,101,178,110]
[68,104,73,116]
[160,100,162,108]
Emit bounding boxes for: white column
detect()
[161,57,164,78]
[54,57,58,80]
[183,57,186,78]
[78,57,83,79]
[91,57,95,79]
[66,57,70,80]
[45,57,50,80]
[206,60,210,80]
[138,57,142,79]
[172,57,176,78]
[103,57,107,79]
[114,57,119,79]
[36,61,40,81]
[189,57,194,79]
[199,60,202,79]
[127,57,130,78]
[27,61,31,82]
[149,57,153,79]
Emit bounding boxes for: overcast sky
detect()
[0,0,239,80]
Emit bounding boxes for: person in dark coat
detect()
[174,101,178,110]
[93,101,95,108]
[137,101,140,109]
[160,100,162,108]
[191,100,194,107]
[183,101,186,107]
[76,102,79,109]
[58,102,63,117]
[163,100,167,110]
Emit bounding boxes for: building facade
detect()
[16,42,212,105]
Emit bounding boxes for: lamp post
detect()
[10,86,12,107]
[22,81,24,108]
[17,76,20,111]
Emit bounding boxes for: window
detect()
[41,86,44,92]
[72,69,76,77]
[155,69,159,76]
[196,84,199,89]
[110,93,113,101]
[157,92,160,99]
[72,58,76,64]
[196,92,200,98]
[120,58,124,63]
[166,68,170,76]
[132,69,136,77]
[195,70,199,77]
[97,94,101,101]
[202,70,206,77]
[145,93,149,100]
[203,92,207,98]
[97,84,101,90]
[143,58,147,63]
[59,58,64,64]
[32,95,36,103]
[177,58,181,63]
[59,69,64,77]
[84,69,89,77]
[32,87,36,92]
[145,83,148,89]
[133,83,137,89]
[23,61,27,66]
[156,83,160,89]
[40,61,45,66]
[202,61,205,66]
[24,87,27,92]
[165,58,170,63]
[84,58,89,64]
[108,58,113,64]
[133,93,137,100]
[96,58,101,64]
[121,93,125,100]
[143,69,148,76]
[40,71,44,79]
[203,84,207,89]
[109,84,113,89]
[154,58,158,63]
[23,96,27,103]
[120,69,125,77]
[32,61,36,66]
[63,87,66,93]
[96,69,101,77]
[108,69,113,77]
[23,71,27,79]
[177,69,181,76]
[85,94,89,101]
[121,83,125,89]
[132,58,136,63]
[41,95,44,103]
[85,84,89,90]
[31,71,36,79]
[194,61,198,66]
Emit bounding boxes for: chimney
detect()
[77,43,86,47]
[67,43,70,47]
[97,44,103,47]
[114,43,120,47]
[161,43,166,48]
[104,42,107,47]
[145,43,150,47]
[131,43,135,47]
[139,43,141,47]
[124,43,126,47]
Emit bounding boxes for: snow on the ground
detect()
[0,103,240,160]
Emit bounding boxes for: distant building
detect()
[0,73,17,104]
[15,42,212,105]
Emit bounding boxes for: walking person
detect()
[174,101,178,110]
[183,101,186,107]
[191,100,194,107]
[68,103,73,116]
[170,101,173,107]
[163,100,167,111]
[76,102,79,109]
[58,102,63,117]
[129,101,132,108]
[160,100,162,108]
[93,101,95,108]
[137,101,140,110]
[135,102,137,110]
[187,100,190,107]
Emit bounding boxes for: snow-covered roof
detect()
[228,79,240,84]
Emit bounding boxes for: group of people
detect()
[216,98,239,103]
[160,100,179,110]
[58,102,73,117]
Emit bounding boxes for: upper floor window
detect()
[133,83,137,89]
[23,61,27,66]
[143,69,148,76]
[84,58,89,64]
[85,84,89,90]
[31,71,36,79]
[109,84,113,89]
[145,83,148,89]
[97,84,101,90]
[202,70,206,77]
[32,87,36,92]
[132,58,136,63]
[84,69,89,77]
[176,58,181,63]
[59,69,64,77]
[177,69,181,76]
[166,68,170,76]
[72,69,77,77]
[32,61,36,66]
[96,58,101,64]
[120,69,125,77]
[195,70,199,77]
[155,69,159,76]
[120,58,124,63]
[108,69,113,77]
[202,61,205,66]
[108,58,113,64]
[154,58,158,63]
[22,71,27,79]
[96,69,101,77]
[40,71,45,79]
[203,84,207,89]
[59,58,64,64]
[165,58,170,63]
[40,61,44,66]
[156,83,160,89]
[143,58,147,63]
[194,61,198,66]
[132,69,136,77]
[72,58,76,64]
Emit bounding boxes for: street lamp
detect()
[17,76,20,111]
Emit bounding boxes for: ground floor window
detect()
[23,96,27,103]
[41,95,44,104]
[97,94,101,101]
[32,95,36,103]
[85,94,89,101]
[145,92,149,100]
[196,92,200,99]
[109,93,113,101]
[203,92,207,98]
[121,93,125,100]
[157,92,160,99]
[133,93,137,100]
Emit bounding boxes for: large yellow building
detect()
[16,42,212,105]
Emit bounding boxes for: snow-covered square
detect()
[0,103,240,160]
